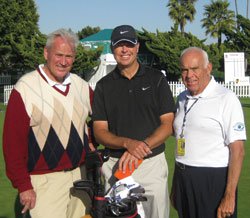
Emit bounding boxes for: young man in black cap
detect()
[92,24,176,218]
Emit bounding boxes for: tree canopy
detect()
[77,26,101,40]
[0,0,46,75]
[0,0,102,78]
[138,29,206,80]
[224,15,250,55]
[72,44,103,78]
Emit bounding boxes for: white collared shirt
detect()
[174,76,246,167]
[38,64,71,92]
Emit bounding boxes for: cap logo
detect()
[120,31,129,34]
[111,25,137,46]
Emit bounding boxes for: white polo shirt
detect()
[174,77,246,167]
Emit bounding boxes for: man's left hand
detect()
[217,193,235,218]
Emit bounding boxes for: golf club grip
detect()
[114,159,143,180]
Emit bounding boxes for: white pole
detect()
[247,0,250,19]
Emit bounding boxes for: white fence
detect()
[89,81,250,98]
[3,82,250,105]
[3,85,14,105]
[169,82,250,98]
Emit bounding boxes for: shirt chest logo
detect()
[142,86,150,91]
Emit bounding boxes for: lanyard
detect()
[180,97,199,138]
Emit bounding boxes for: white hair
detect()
[180,47,209,67]
[45,28,79,52]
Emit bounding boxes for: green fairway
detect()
[0,98,249,218]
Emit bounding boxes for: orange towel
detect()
[114,159,143,180]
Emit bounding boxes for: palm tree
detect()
[201,0,236,48]
[167,0,197,35]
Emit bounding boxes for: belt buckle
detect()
[176,162,185,170]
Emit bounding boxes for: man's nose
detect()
[186,69,194,77]
[60,56,67,65]
[121,45,129,51]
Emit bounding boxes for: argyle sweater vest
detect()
[15,70,91,173]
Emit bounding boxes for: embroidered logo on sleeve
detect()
[233,122,245,131]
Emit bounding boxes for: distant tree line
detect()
[0,0,249,82]
[0,0,102,81]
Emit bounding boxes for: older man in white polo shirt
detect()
[171,47,246,218]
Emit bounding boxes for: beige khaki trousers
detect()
[29,166,91,218]
[102,152,170,218]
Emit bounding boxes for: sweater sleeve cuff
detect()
[17,181,33,193]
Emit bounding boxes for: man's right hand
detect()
[124,139,152,159]
[118,151,141,173]
[20,189,36,214]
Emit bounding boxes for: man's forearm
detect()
[144,113,174,149]
[93,127,127,149]
[93,121,152,159]
[224,141,245,197]
[217,141,245,217]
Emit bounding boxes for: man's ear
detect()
[44,47,48,60]
[136,43,140,53]
[207,62,213,75]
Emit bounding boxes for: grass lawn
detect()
[0,98,249,218]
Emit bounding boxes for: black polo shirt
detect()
[92,64,176,158]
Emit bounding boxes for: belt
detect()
[175,162,228,170]
[175,161,194,170]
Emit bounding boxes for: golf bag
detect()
[73,150,146,218]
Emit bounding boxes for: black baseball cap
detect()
[111,25,138,46]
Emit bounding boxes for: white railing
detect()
[169,82,250,98]
[90,81,250,98]
[168,82,186,97]
[3,82,250,105]
[222,83,250,98]
[3,85,14,105]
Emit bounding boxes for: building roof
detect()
[80,29,113,54]
[80,29,113,42]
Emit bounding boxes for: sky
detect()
[34,0,247,44]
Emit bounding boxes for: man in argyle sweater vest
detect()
[3,29,93,218]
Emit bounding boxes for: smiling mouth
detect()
[57,65,68,70]
[185,78,197,84]
[121,54,130,58]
